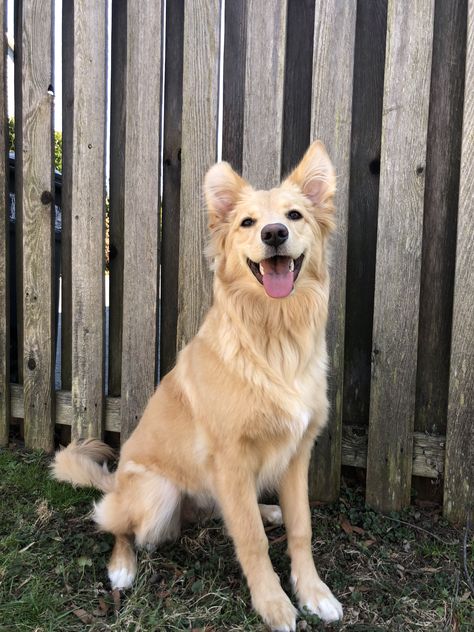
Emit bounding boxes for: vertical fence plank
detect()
[281,0,315,177]
[222,0,247,172]
[117,2,162,441]
[0,0,8,446]
[444,0,474,524]
[309,2,356,502]
[242,0,287,188]
[415,0,467,437]
[366,1,435,512]
[343,0,387,428]
[15,0,55,451]
[177,0,220,349]
[68,1,106,439]
[160,0,184,377]
[108,0,126,399]
[61,2,73,392]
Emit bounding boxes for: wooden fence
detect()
[0,0,472,523]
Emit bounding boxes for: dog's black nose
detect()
[261,223,289,247]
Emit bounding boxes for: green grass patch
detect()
[0,448,472,631]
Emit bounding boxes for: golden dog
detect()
[52,141,343,630]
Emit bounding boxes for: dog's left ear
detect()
[285,141,336,233]
[204,162,248,231]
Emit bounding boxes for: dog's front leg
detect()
[213,458,297,632]
[279,444,343,624]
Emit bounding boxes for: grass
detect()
[0,447,472,631]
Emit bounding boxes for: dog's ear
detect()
[204,162,248,231]
[285,141,336,233]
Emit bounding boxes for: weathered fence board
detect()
[343,0,387,428]
[60,3,73,392]
[415,0,467,436]
[3,0,473,522]
[281,0,315,177]
[443,0,474,524]
[15,0,55,451]
[242,0,287,188]
[67,2,106,439]
[0,0,8,446]
[366,0,435,512]
[222,0,246,171]
[117,2,162,441]
[160,0,184,377]
[309,1,357,502]
[177,0,220,348]
[107,1,127,399]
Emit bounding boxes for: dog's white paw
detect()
[303,594,343,623]
[108,566,135,590]
[252,587,297,632]
[259,504,283,525]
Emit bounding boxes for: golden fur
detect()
[52,141,343,630]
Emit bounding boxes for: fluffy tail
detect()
[51,439,116,493]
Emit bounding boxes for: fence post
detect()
[65,1,106,440]
[0,0,8,446]
[110,2,163,441]
[309,1,356,502]
[177,0,220,349]
[15,0,55,451]
[366,0,435,511]
[242,0,287,188]
[444,0,474,524]
[160,0,185,378]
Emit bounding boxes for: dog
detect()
[52,141,343,631]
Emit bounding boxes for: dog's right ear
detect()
[204,162,248,231]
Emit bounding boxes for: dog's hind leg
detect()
[108,534,137,589]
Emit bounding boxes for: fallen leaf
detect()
[340,516,365,536]
[363,539,376,547]
[72,606,95,624]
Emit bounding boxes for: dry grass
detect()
[0,447,472,631]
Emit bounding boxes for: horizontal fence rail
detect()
[0,0,472,523]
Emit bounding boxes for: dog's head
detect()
[204,141,336,299]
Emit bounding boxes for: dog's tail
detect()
[51,439,116,493]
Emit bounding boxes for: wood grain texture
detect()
[0,0,8,446]
[8,383,446,478]
[16,0,55,451]
[177,0,220,349]
[343,0,387,428]
[118,2,162,441]
[160,0,184,378]
[415,0,467,435]
[366,0,435,512]
[61,1,73,390]
[342,425,445,479]
[107,0,127,398]
[281,0,315,177]
[242,0,287,188]
[222,0,247,172]
[443,0,474,524]
[69,1,106,439]
[309,1,357,502]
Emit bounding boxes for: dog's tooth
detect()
[259,263,265,276]
[289,259,295,272]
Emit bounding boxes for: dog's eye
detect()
[287,210,303,221]
[241,217,256,227]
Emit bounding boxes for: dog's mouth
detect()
[247,254,304,298]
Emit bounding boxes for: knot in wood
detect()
[40,191,53,205]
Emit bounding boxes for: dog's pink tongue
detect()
[260,257,293,298]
